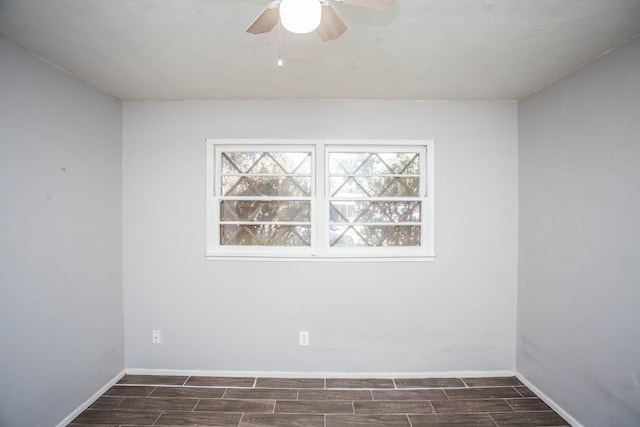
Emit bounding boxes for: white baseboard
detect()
[515,373,584,427]
[125,368,516,379]
[55,369,126,427]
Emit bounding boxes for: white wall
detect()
[122,99,518,373]
[518,37,640,426]
[0,37,124,427]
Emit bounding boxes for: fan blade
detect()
[340,0,395,9]
[246,2,280,35]
[317,4,347,41]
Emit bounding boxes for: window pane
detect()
[326,149,424,250]
[221,200,311,222]
[221,224,311,246]
[330,201,421,223]
[222,151,312,174]
[329,176,420,197]
[330,225,421,247]
[222,176,311,197]
[329,152,419,175]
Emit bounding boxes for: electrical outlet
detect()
[152,330,161,344]
[299,331,309,346]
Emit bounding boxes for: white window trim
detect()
[206,139,435,262]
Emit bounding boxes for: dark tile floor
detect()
[69,375,569,426]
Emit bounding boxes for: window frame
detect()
[206,139,435,261]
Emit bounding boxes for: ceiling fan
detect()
[247,0,396,41]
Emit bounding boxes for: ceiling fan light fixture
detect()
[279,0,322,34]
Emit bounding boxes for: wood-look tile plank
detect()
[326,414,412,426]
[275,400,353,414]
[514,386,537,397]
[432,398,513,413]
[240,413,324,426]
[103,385,156,397]
[68,424,120,427]
[117,374,188,385]
[354,400,434,414]
[395,378,465,388]
[506,398,551,411]
[256,378,324,389]
[409,413,497,426]
[298,389,373,400]
[150,386,225,398]
[372,389,448,401]
[490,411,569,426]
[186,376,255,387]
[462,377,522,387]
[155,410,241,426]
[71,409,161,425]
[325,378,395,389]
[116,396,199,411]
[196,398,275,413]
[445,387,522,399]
[224,388,298,400]
[88,396,124,410]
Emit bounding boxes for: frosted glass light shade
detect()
[280,0,322,34]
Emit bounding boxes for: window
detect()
[206,140,434,260]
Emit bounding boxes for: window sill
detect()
[205,254,436,262]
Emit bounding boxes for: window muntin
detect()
[207,140,434,260]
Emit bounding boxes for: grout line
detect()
[252,377,257,388]
[182,376,190,386]
[407,414,414,427]
[427,400,435,414]
[500,398,513,412]
[112,396,125,410]
[509,386,518,398]
[114,382,487,391]
[150,409,164,426]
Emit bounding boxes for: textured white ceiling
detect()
[1,0,639,101]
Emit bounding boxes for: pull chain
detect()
[277,18,284,67]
